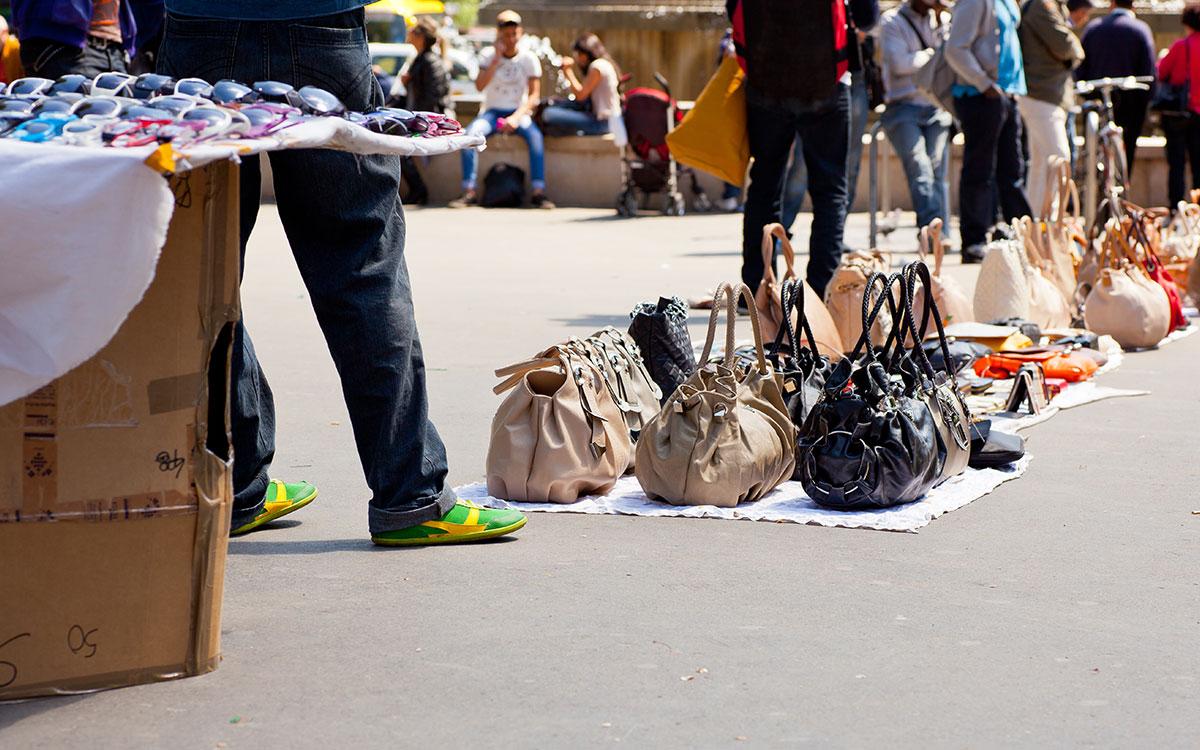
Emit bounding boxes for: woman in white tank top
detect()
[544,33,624,140]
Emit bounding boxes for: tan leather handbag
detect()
[565,327,662,438]
[636,282,796,508]
[1083,222,1172,350]
[754,223,845,360]
[1034,157,1084,302]
[824,248,892,351]
[487,346,633,503]
[912,218,973,330]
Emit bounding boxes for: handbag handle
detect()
[902,261,959,390]
[929,218,946,277]
[776,277,822,366]
[846,271,900,364]
[760,223,798,291]
[698,282,770,373]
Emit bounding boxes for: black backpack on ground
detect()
[481,163,526,208]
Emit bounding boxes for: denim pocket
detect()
[288,24,372,110]
[158,15,235,81]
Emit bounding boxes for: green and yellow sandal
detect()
[371,500,526,546]
[230,479,318,537]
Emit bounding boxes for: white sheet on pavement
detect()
[458,458,1030,533]
[0,126,483,407]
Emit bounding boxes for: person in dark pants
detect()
[1076,0,1157,179]
[11,0,161,78]
[730,0,879,299]
[157,3,526,546]
[1157,4,1200,207]
[945,0,1032,262]
[398,16,449,205]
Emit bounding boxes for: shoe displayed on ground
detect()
[716,196,740,212]
[230,479,318,537]
[371,500,526,546]
[447,190,477,208]
[961,243,987,264]
[530,192,555,209]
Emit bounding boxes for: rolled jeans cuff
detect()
[368,485,457,534]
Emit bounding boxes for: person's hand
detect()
[558,58,573,70]
[492,39,508,60]
[500,116,518,133]
[984,84,1003,99]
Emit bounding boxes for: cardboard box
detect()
[0,160,239,700]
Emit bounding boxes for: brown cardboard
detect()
[0,160,239,700]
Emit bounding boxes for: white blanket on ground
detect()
[460,458,1030,533]
[0,127,483,407]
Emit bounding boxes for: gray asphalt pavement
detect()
[2,206,1198,748]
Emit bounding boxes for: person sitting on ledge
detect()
[543,32,621,137]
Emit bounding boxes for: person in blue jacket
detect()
[11,0,164,78]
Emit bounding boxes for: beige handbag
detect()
[973,220,1033,323]
[1083,222,1172,350]
[1019,217,1074,329]
[912,218,973,330]
[824,248,892,351]
[1034,157,1084,302]
[636,282,796,508]
[487,346,633,503]
[754,223,845,360]
[565,327,662,438]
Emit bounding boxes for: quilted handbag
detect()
[636,282,796,508]
[487,345,633,502]
[628,296,695,404]
[973,221,1033,323]
[754,223,845,360]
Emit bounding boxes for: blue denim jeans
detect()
[881,101,951,232]
[461,108,546,190]
[954,93,1031,250]
[541,102,610,136]
[744,83,850,299]
[781,74,869,232]
[159,9,456,534]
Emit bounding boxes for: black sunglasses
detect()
[132,73,177,100]
[70,96,126,118]
[296,86,345,115]
[175,77,214,98]
[211,79,259,105]
[51,74,92,95]
[9,77,55,97]
[31,96,80,114]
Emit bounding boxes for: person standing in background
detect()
[1076,0,1156,177]
[399,16,450,206]
[945,0,1032,263]
[1157,4,1200,208]
[0,17,25,84]
[878,0,953,241]
[1067,0,1095,29]
[11,0,157,78]
[1018,0,1084,215]
[731,0,879,299]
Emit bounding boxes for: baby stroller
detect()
[617,73,712,217]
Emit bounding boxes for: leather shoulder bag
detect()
[754,223,845,360]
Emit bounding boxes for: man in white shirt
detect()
[450,10,553,208]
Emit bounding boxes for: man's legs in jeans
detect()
[511,117,547,192]
[995,95,1032,224]
[883,102,942,230]
[796,84,850,298]
[955,94,1003,251]
[780,138,807,232]
[460,109,502,191]
[161,10,454,532]
[925,109,952,231]
[743,91,798,292]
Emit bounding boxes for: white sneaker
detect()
[717,197,740,212]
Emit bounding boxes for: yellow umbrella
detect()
[365,0,446,16]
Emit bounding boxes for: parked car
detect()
[369,42,481,104]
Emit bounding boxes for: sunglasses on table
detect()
[147,94,203,117]
[210,80,259,106]
[184,106,252,138]
[132,73,176,100]
[31,95,82,115]
[5,113,77,143]
[8,77,55,97]
[174,77,214,99]
[51,74,92,96]
[70,96,131,119]
[92,72,137,97]
[252,81,346,115]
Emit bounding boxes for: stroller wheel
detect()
[663,192,685,217]
[617,190,638,217]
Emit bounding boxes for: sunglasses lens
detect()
[0,99,34,113]
[33,99,73,114]
[242,107,276,126]
[74,98,119,117]
[184,108,226,126]
[212,80,255,104]
[11,78,52,95]
[176,79,213,98]
[253,80,293,97]
[297,86,344,114]
[51,75,91,95]
[95,73,133,93]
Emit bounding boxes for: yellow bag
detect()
[665,56,748,186]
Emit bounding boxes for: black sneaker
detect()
[961,243,987,264]
[530,192,555,209]
[448,190,477,209]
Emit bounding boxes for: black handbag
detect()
[799,272,941,510]
[771,278,834,429]
[628,296,695,404]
